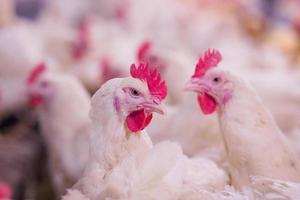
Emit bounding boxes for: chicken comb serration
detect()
[192,49,222,78]
[137,41,152,62]
[27,62,46,84]
[130,63,167,101]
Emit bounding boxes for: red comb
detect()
[130,63,167,101]
[27,63,46,84]
[192,49,222,78]
[137,41,152,62]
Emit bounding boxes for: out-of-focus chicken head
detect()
[137,41,166,73]
[26,63,55,107]
[185,49,233,115]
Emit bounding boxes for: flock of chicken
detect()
[1,0,300,199]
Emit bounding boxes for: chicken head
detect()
[185,49,234,114]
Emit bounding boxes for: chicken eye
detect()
[130,88,141,97]
[213,77,220,83]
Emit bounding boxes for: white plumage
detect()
[27,68,91,195]
[63,76,228,200]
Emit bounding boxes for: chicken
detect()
[26,63,91,196]
[185,49,300,190]
[148,37,300,163]
[202,22,300,134]
[63,63,228,200]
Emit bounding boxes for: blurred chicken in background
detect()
[0,0,300,199]
[26,63,91,197]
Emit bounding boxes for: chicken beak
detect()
[140,100,164,115]
[184,80,203,94]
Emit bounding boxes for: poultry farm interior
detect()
[1,0,300,199]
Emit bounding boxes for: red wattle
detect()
[29,95,44,107]
[126,109,153,133]
[197,93,217,115]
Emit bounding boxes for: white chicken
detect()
[63,63,228,200]
[26,63,91,196]
[201,22,300,134]
[185,49,300,190]
[147,31,300,163]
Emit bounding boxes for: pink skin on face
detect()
[114,97,121,112]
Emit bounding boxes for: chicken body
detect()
[28,70,91,196]
[63,76,228,200]
[218,73,300,189]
